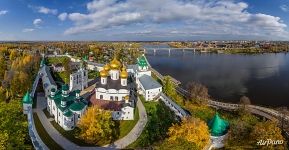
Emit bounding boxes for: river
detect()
[144,44,289,107]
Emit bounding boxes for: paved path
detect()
[105,98,148,149]
[35,94,147,150]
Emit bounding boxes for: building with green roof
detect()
[208,113,229,136]
[207,113,230,149]
[137,55,149,71]
[47,84,87,131]
[22,91,33,114]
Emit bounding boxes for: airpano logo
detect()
[257,139,284,146]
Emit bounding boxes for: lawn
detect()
[33,113,63,150]
[50,121,96,147]
[116,106,139,139]
[47,56,69,65]
[53,71,68,84]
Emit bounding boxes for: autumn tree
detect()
[0,100,32,149]
[167,117,210,149]
[0,87,6,102]
[157,138,198,150]
[77,106,115,144]
[250,121,287,150]
[186,81,209,105]
[225,114,259,149]
[163,76,177,97]
[0,54,6,81]
[9,50,17,61]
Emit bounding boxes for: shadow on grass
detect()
[33,113,64,150]
[50,121,99,147]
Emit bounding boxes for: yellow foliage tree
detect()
[250,120,287,150]
[9,50,17,61]
[168,117,210,149]
[77,106,115,144]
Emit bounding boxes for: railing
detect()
[175,76,288,120]
[159,93,189,118]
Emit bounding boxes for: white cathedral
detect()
[93,57,134,120]
[93,55,162,120]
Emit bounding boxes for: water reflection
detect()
[145,45,289,107]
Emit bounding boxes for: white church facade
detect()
[93,57,135,120]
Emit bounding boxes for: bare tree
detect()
[277,107,289,131]
[239,96,251,114]
[186,81,209,105]
[239,96,251,105]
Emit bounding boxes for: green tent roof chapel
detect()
[208,112,229,136]
[22,91,33,104]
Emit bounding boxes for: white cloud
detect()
[35,6,58,15]
[63,0,288,40]
[58,13,68,21]
[22,28,35,32]
[33,18,43,27]
[280,5,289,12]
[0,10,8,15]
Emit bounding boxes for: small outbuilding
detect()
[208,112,229,149]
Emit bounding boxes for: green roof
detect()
[138,56,148,68]
[63,110,73,117]
[83,55,88,61]
[49,88,87,113]
[61,84,69,91]
[40,58,46,67]
[22,91,33,104]
[208,113,229,136]
[69,102,86,112]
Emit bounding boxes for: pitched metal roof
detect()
[139,74,162,90]
[208,113,229,136]
[50,89,87,113]
[43,65,57,86]
[22,91,33,104]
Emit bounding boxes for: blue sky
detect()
[0,0,289,41]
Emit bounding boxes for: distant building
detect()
[47,84,87,131]
[52,63,65,72]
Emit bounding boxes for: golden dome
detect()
[120,67,128,78]
[100,70,108,77]
[110,57,122,70]
[103,64,110,71]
